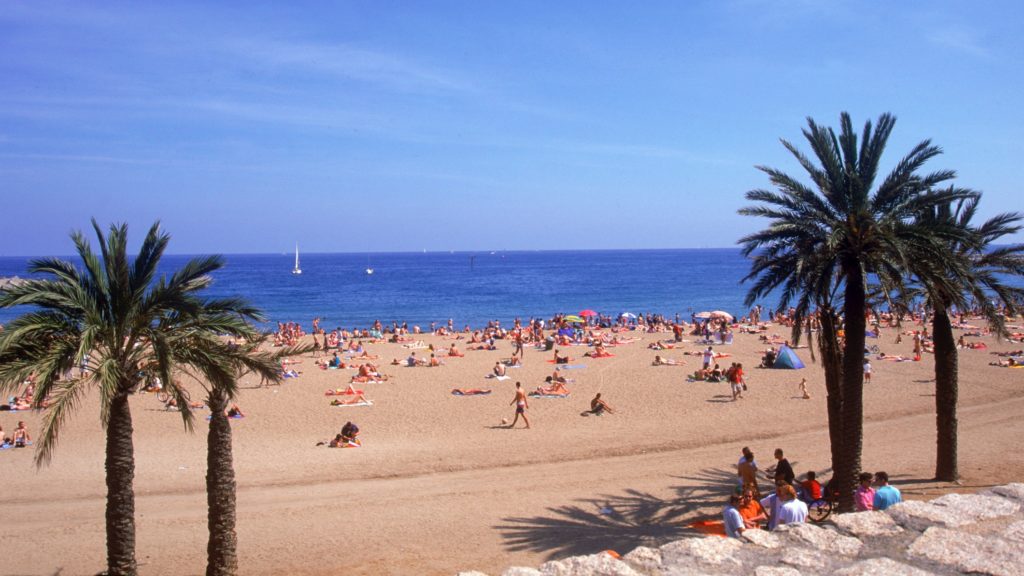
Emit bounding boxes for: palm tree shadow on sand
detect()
[495,467,740,560]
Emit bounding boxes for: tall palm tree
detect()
[0,220,278,576]
[910,196,1024,481]
[739,112,973,511]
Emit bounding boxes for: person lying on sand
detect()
[990,358,1019,367]
[533,380,570,396]
[584,343,612,358]
[451,388,492,396]
[648,340,676,350]
[330,394,371,406]
[163,395,205,411]
[652,355,686,366]
[353,350,380,360]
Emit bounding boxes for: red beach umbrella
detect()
[579,309,598,317]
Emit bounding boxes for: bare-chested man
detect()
[508,382,530,429]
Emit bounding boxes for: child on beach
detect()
[799,378,810,399]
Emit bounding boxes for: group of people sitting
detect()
[0,421,31,448]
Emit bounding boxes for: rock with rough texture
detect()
[621,546,661,573]
[930,492,1020,519]
[458,572,491,576]
[833,558,935,576]
[753,567,802,576]
[1003,520,1024,543]
[775,522,862,556]
[832,511,902,537]
[908,526,1023,576]
[741,528,781,549]
[888,492,1019,531]
[502,568,543,576]
[538,553,642,576]
[990,483,1024,502]
[659,537,743,568]
[778,547,826,569]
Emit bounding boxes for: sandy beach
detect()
[2,322,1023,575]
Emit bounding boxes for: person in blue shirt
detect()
[723,494,746,538]
[872,471,902,510]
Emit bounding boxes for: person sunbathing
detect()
[428,353,444,367]
[330,394,371,406]
[226,404,245,418]
[653,355,686,366]
[553,350,570,364]
[492,362,507,377]
[504,354,522,367]
[534,380,570,396]
[448,344,464,357]
[585,343,612,358]
[990,358,1019,367]
[163,396,205,411]
[451,388,492,396]
[354,350,380,360]
[549,371,568,384]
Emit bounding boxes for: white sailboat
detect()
[365,254,374,275]
[292,243,302,275]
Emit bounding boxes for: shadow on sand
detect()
[495,467,741,560]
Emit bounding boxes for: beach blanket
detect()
[486,375,511,381]
[529,392,570,398]
[556,364,587,370]
[325,389,364,396]
[331,399,374,407]
[205,414,244,421]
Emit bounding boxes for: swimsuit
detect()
[516,400,526,414]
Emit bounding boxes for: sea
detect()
[0,249,764,329]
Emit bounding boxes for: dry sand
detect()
[2,324,1023,575]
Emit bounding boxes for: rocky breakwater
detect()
[461,483,1024,576]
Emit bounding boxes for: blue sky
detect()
[1,0,1021,255]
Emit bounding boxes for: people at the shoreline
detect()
[872,471,902,510]
[507,382,530,429]
[855,472,876,511]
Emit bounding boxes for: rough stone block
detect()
[753,566,803,576]
[833,557,935,576]
[742,528,781,549]
[775,522,863,556]
[832,511,902,537]
[888,492,1019,531]
[930,492,1020,520]
[538,553,642,576]
[659,536,742,568]
[502,568,543,576]
[908,526,1023,576]
[1003,520,1024,543]
[457,572,491,576]
[778,547,826,569]
[990,483,1024,502]
[621,546,661,574]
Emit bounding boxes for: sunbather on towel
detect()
[331,394,371,406]
[653,355,686,366]
[451,388,492,396]
[553,350,571,364]
[533,380,570,396]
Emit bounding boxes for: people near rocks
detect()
[855,471,876,511]
[723,494,747,538]
[872,471,902,510]
[775,484,808,526]
[767,448,795,486]
[799,471,822,503]
[737,447,760,495]
[738,488,768,529]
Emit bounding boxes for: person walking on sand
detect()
[508,382,530,429]
[798,377,811,399]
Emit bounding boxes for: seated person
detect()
[447,344,464,357]
[585,343,611,357]
[505,354,522,367]
[708,363,724,382]
[761,348,777,368]
[738,489,768,528]
[12,421,31,447]
[406,353,422,367]
[553,350,570,364]
[585,393,614,415]
[328,353,344,368]
[340,421,360,444]
[492,362,507,377]
[428,353,443,367]
[800,471,823,503]
[226,404,245,418]
[549,371,568,384]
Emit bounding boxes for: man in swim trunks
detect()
[13,421,30,447]
[508,382,530,428]
[587,393,614,415]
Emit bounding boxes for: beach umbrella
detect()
[563,315,584,323]
[709,310,734,322]
[620,312,637,319]
[693,311,713,319]
[579,309,598,317]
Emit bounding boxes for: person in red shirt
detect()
[800,470,822,502]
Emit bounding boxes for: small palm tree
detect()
[0,220,279,576]
[739,113,973,511]
[910,196,1024,481]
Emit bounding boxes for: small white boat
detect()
[366,268,374,275]
[292,243,302,275]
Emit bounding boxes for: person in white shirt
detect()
[776,484,808,526]
[722,494,746,538]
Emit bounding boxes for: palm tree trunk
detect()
[206,391,239,576]
[932,303,959,481]
[837,262,866,512]
[817,308,845,477]
[105,392,137,576]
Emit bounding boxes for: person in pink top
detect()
[854,472,876,511]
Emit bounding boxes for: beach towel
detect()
[556,364,587,370]
[529,392,570,398]
[205,414,245,421]
[486,375,511,381]
[331,399,373,407]
[325,389,364,396]
[688,519,727,537]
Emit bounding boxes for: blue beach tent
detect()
[773,345,805,369]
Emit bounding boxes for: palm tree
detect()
[739,113,973,511]
[0,220,279,576]
[910,196,1024,481]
